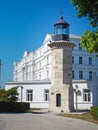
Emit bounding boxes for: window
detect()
[44,89,49,101]
[72,70,74,79]
[79,71,83,79]
[47,56,49,64]
[26,90,33,101]
[40,62,41,68]
[39,73,41,80]
[79,43,82,50]
[40,51,41,56]
[83,89,91,102]
[89,57,92,64]
[79,57,82,64]
[89,71,93,80]
[22,67,26,81]
[72,56,74,64]
[36,74,38,80]
[47,70,49,78]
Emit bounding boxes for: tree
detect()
[6,87,19,102]
[71,0,98,54]
[81,30,98,53]
[0,89,7,101]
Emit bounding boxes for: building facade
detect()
[5,16,98,110]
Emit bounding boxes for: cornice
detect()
[48,40,75,49]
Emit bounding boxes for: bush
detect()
[0,87,19,102]
[0,89,7,101]
[0,102,30,112]
[90,106,98,120]
[6,87,19,102]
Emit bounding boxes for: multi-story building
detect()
[5,16,98,110]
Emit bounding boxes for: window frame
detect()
[72,70,74,79]
[72,56,74,64]
[83,89,91,102]
[26,89,33,102]
[89,71,93,80]
[79,57,82,64]
[79,43,82,50]
[89,57,92,65]
[79,71,83,79]
[44,89,49,102]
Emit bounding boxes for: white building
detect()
[5,16,98,110]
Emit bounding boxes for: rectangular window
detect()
[72,56,74,64]
[26,90,33,101]
[72,70,74,79]
[39,73,41,80]
[83,89,91,102]
[89,71,92,80]
[79,71,83,79]
[79,57,82,64]
[44,89,49,101]
[40,62,41,68]
[47,56,49,64]
[40,51,41,56]
[47,70,49,78]
[89,57,92,64]
[79,43,82,50]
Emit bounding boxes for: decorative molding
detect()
[48,41,75,49]
[5,80,51,85]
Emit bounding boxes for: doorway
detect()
[56,93,61,107]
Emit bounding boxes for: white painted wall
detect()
[5,80,94,110]
[5,82,50,108]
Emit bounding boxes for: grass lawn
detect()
[60,112,98,124]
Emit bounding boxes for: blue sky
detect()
[0,0,91,87]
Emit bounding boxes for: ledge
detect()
[48,40,75,49]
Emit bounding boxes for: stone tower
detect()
[48,15,75,113]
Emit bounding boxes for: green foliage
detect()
[6,87,19,102]
[90,106,98,120]
[0,89,7,101]
[0,102,30,112]
[71,0,98,27]
[0,87,29,113]
[81,30,98,53]
[0,87,19,102]
[70,0,98,54]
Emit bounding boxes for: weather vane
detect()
[60,8,64,17]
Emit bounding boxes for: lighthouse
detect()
[48,15,75,112]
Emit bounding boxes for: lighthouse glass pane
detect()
[56,28,67,35]
[57,29,63,34]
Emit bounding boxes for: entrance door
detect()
[56,93,61,107]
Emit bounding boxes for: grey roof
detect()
[54,16,69,27]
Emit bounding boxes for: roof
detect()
[69,34,80,39]
[54,16,69,27]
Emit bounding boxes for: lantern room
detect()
[53,15,69,41]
